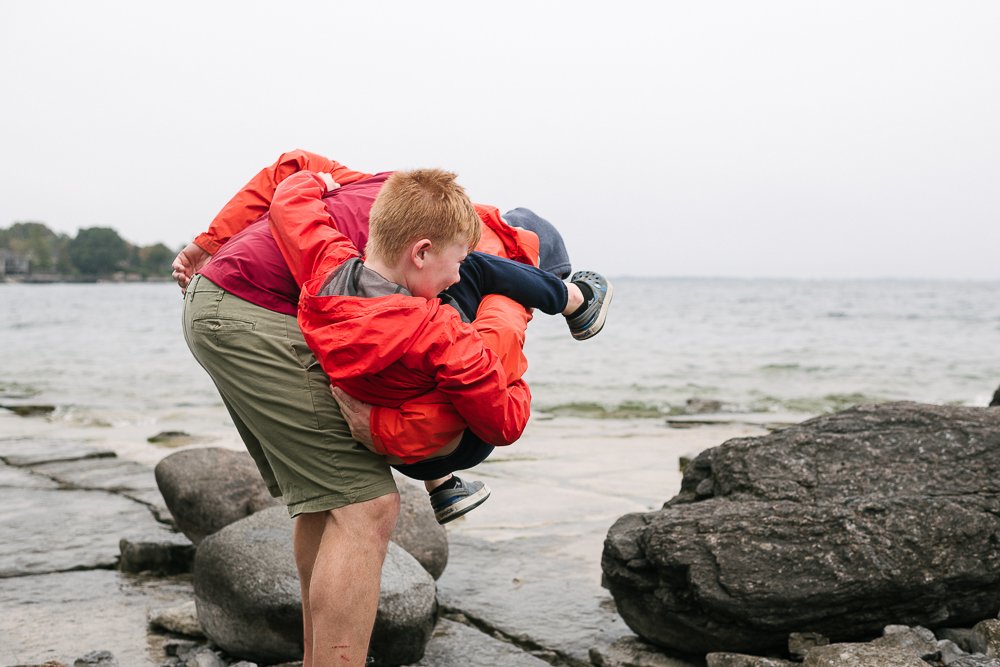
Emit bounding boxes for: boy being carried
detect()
[269,169,612,522]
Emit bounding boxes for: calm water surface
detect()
[1,278,998,436]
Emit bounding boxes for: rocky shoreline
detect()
[5,404,1000,666]
[1,415,709,667]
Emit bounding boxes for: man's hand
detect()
[318,172,340,193]
[331,386,375,450]
[172,242,212,295]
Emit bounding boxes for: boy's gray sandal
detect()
[566,270,614,341]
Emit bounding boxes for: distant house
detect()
[0,249,31,276]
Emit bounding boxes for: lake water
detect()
[1,278,998,456]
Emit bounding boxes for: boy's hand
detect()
[331,386,375,449]
[172,242,212,295]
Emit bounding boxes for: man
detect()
[173,150,570,666]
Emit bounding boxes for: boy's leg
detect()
[502,207,573,279]
[392,431,493,524]
[443,251,568,320]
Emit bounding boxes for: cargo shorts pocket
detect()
[191,317,256,334]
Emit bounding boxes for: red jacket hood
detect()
[297,275,455,379]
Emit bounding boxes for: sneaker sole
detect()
[572,280,614,341]
[435,483,491,524]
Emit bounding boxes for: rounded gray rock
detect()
[155,447,279,544]
[391,474,448,579]
[194,506,437,665]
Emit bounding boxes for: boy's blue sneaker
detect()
[566,270,614,340]
[430,476,491,524]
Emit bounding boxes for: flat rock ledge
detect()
[602,402,1000,656]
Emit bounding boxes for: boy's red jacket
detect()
[269,171,533,461]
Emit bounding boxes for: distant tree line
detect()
[0,222,176,279]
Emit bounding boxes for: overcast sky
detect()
[1,1,998,279]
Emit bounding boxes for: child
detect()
[268,169,612,522]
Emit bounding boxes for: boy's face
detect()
[410,240,469,299]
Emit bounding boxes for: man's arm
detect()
[171,149,372,293]
[269,171,360,287]
[194,149,372,255]
[333,387,468,464]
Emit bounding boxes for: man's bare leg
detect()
[293,511,326,667]
[299,493,400,667]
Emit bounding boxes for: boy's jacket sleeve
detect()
[194,149,372,254]
[268,171,360,288]
[411,308,532,448]
[370,397,468,463]
[369,245,535,460]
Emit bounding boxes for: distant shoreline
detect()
[1,274,173,284]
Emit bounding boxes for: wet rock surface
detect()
[437,532,634,666]
[413,617,552,666]
[603,402,1000,654]
[0,452,170,577]
[0,437,115,466]
[0,569,194,666]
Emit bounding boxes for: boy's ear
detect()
[409,239,433,268]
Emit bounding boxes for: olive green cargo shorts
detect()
[182,275,397,516]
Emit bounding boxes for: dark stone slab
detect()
[436,532,632,666]
[0,569,193,667]
[1,404,56,417]
[0,438,115,467]
[119,532,195,574]
[0,485,165,577]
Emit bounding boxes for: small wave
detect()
[540,400,668,419]
[0,382,41,400]
[759,363,801,371]
[747,392,887,415]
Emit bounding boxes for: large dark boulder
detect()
[154,448,279,544]
[602,402,1000,654]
